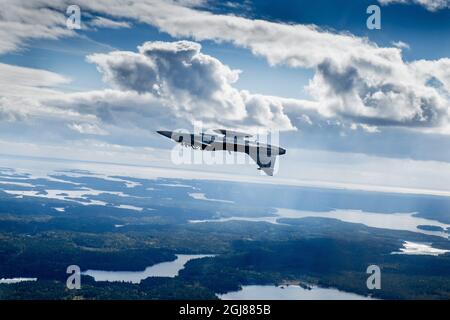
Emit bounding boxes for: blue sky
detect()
[1,0,450,194]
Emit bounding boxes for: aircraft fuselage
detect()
[157,130,286,176]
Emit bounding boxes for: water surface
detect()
[83,254,215,284]
[191,208,450,238]
[218,285,375,300]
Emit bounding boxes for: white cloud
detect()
[86,40,296,131]
[391,41,410,50]
[350,123,381,133]
[379,0,450,11]
[0,62,70,97]
[0,63,89,122]
[1,0,450,134]
[68,122,109,135]
[0,1,74,54]
[0,42,293,140]
[49,88,189,132]
[69,0,449,132]
[89,17,131,29]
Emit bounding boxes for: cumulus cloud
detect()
[87,40,295,131]
[0,39,297,138]
[129,1,449,131]
[306,58,449,128]
[55,0,448,132]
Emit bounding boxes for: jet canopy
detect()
[214,129,253,138]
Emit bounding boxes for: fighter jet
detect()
[157,129,286,176]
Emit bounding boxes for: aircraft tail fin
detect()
[247,146,278,176]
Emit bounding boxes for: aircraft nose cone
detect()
[157,130,173,139]
[279,147,286,155]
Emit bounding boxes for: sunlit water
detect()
[392,241,450,256]
[0,278,37,284]
[190,208,450,238]
[188,192,234,203]
[217,285,375,300]
[82,254,215,284]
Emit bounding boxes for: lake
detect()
[82,254,215,284]
[0,278,37,284]
[191,207,450,238]
[392,241,450,256]
[218,285,375,300]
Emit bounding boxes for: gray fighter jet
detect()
[157,129,286,176]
